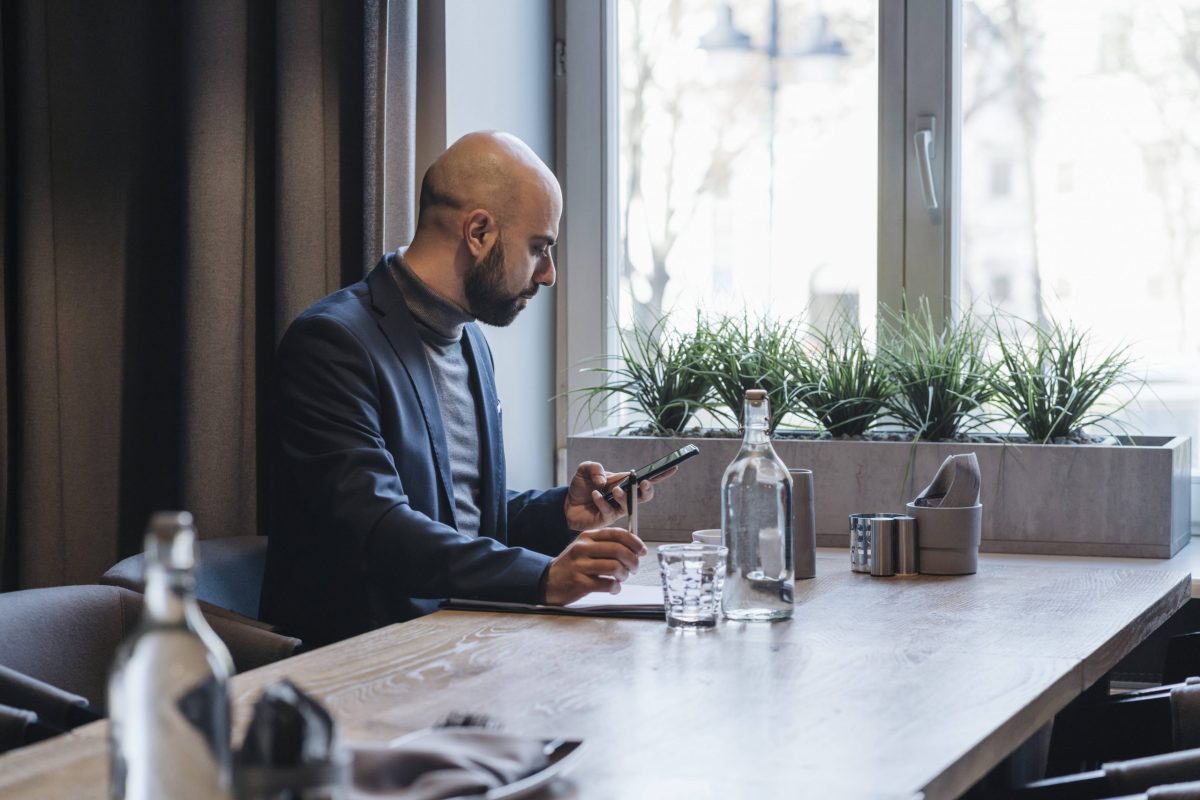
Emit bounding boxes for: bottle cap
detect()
[745,389,767,405]
[145,511,197,570]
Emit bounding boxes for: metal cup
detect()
[849,513,917,577]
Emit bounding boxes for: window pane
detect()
[962,1,1200,464]
[617,0,877,336]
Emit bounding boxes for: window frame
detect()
[554,1,960,445]
[555,0,1198,533]
[554,0,620,474]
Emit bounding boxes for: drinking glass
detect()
[657,543,727,631]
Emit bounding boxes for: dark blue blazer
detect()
[260,256,572,646]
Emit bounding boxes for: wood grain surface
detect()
[0,553,1187,800]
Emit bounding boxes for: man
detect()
[261,131,664,647]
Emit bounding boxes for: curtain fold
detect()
[0,0,417,590]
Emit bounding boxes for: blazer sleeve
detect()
[505,487,576,556]
[276,314,551,603]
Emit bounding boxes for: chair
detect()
[0,666,101,754]
[1045,674,1200,775]
[0,585,299,716]
[101,535,269,626]
[1009,747,1200,799]
[0,703,59,754]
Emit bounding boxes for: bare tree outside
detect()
[962,0,1046,328]
[960,0,1200,462]
[619,0,749,334]
[618,0,878,336]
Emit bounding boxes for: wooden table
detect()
[0,552,1189,800]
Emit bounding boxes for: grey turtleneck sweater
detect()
[388,253,484,538]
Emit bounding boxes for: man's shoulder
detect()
[292,278,373,331]
[275,279,383,370]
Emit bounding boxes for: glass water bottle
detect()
[721,389,794,620]
[109,511,234,800]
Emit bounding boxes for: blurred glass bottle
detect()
[109,511,234,800]
[721,389,794,620]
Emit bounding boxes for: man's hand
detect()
[542,527,648,605]
[563,461,675,531]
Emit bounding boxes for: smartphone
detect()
[600,444,700,508]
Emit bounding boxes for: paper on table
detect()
[564,583,663,611]
[443,584,665,619]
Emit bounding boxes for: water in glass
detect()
[658,543,727,630]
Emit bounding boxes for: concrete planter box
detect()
[568,431,1193,558]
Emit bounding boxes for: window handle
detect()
[913,115,939,218]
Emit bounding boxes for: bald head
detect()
[417,131,560,237]
[404,132,561,323]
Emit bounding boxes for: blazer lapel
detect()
[463,324,506,541]
[366,258,457,527]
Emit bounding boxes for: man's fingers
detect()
[575,461,608,489]
[568,573,619,597]
[574,558,631,582]
[591,485,627,516]
[602,470,631,489]
[592,575,621,595]
[572,540,640,573]
[582,526,647,556]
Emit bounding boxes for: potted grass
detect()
[877,299,999,441]
[792,323,894,438]
[988,315,1137,444]
[692,312,809,434]
[566,306,1192,557]
[573,315,716,436]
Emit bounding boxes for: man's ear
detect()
[463,209,495,257]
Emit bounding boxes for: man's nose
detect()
[535,253,556,287]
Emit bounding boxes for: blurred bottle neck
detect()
[142,520,198,625]
[742,395,771,446]
[143,564,196,625]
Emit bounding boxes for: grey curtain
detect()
[0,0,417,590]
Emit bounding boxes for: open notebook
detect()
[443,583,665,619]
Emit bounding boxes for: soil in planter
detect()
[625,425,1116,446]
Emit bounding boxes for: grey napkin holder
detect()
[906,502,982,575]
[849,513,917,577]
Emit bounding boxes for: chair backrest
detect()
[102,535,268,622]
[0,585,299,714]
[0,703,39,754]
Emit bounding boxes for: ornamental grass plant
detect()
[878,299,998,441]
[792,325,894,437]
[989,315,1140,442]
[574,299,1147,446]
[694,312,808,434]
[574,316,715,436]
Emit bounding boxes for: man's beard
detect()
[465,235,535,327]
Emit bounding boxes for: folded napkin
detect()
[912,453,980,508]
[235,680,348,797]
[239,680,337,767]
[351,728,551,800]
